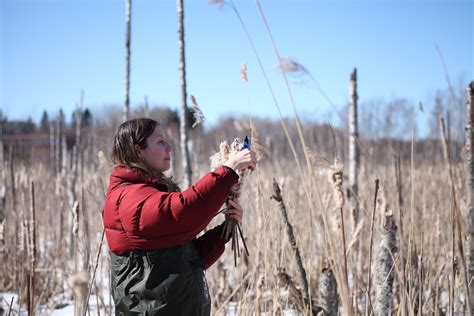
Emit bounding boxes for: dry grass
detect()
[0,118,471,315]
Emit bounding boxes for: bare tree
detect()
[177,0,192,188]
[348,68,359,225]
[466,81,474,313]
[123,0,132,122]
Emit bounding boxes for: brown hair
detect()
[111,118,180,192]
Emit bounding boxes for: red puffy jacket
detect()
[103,165,239,268]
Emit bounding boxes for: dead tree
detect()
[348,68,360,226]
[123,0,132,122]
[177,0,192,188]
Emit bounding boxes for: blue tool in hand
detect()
[240,135,251,151]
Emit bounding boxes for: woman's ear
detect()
[134,144,142,158]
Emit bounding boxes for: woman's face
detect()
[138,125,172,172]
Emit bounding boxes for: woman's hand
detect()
[224,149,257,172]
[223,199,244,223]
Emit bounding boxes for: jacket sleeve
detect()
[193,222,230,269]
[136,166,239,237]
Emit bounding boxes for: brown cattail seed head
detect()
[72,201,79,236]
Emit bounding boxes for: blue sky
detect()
[1,0,472,135]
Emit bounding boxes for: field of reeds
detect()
[0,81,473,315]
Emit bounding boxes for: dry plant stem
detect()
[29,181,36,315]
[84,227,105,316]
[254,1,319,244]
[7,296,14,316]
[224,1,316,231]
[434,44,463,144]
[393,155,406,312]
[271,178,310,306]
[439,116,472,315]
[366,179,380,315]
[465,81,474,313]
[338,204,349,296]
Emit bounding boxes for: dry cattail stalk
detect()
[319,261,339,316]
[366,179,380,314]
[29,181,36,315]
[465,81,474,312]
[255,273,265,313]
[271,178,310,308]
[326,159,349,292]
[374,210,397,316]
[189,95,205,128]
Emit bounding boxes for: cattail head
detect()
[275,57,306,74]
[210,141,230,171]
[241,62,248,84]
[327,158,344,210]
[189,95,205,128]
[68,271,88,302]
[72,201,79,236]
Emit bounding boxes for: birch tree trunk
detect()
[348,68,360,226]
[466,81,474,313]
[123,0,132,122]
[177,0,192,189]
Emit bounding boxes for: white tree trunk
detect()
[123,0,132,122]
[348,68,360,226]
[466,81,474,313]
[177,0,192,189]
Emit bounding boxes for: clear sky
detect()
[1,0,472,134]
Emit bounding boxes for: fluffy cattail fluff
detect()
[319,261,339,316]
[327,159,344,210]
[189,95,205,128]
[241,62,248,84]
[210,138,249,200]
[374,209,397,315]
[72,201,79,236]
[68,271,88,305]
[276,267,305,311]
[97,151,108,170]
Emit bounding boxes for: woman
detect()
[103,118,257,315]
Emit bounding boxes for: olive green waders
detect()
[111,242,211,315]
